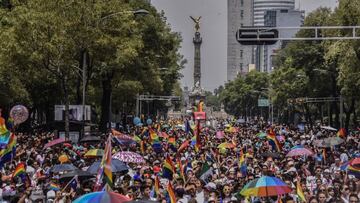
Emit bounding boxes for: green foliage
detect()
[0,0,183,127]
[220,71,269,117]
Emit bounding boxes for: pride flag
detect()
[296,177,306,202]
[149,128,159,143]
[0,133,16,168]
[167,182,176,203]
[154,176,160,197]
[239,149,247,177]
[162,155,175,180]
[267,129,281,152]
[95,135,112,190]
[12,163,26,179]
[49,182,60,191]
[177,140,190,154]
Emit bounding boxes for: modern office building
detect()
[227,0,254,81]
[253,0,295,26]
[264,9,304,70]
[253,0,296,72]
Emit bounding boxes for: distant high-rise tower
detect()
[253,0,295,72]
[253,0,295,26]
[227,0,253,81]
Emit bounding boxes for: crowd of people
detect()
[0,117,359,203]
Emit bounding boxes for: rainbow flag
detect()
[337,128,346,138]
[348,165,360,177]
[167,182,176,203]
[0,116,7,134]
[154,176,160,196]
[95,135,112,190]
[149,128,159,143]
[239,149,247,177]
[296,177,306,202]
[177,140,190,154]
[162,155,175,180]
[0,133,16,168]
[267,129,281,152]
[176,159,186,183]
[0,116,10,148]
[49,182,60,191]
[12,163,26,179]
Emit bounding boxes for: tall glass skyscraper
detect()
[253,0,295,26]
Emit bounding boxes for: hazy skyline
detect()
[152,0,338,91]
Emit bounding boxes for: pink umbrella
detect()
[43,137,66,149]
[113,151,145,163]
[216,131,225,139]
[286,146,314,157]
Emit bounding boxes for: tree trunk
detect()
[61,77,70,138]
[345,98,355,130]
[353,102,358,127]
[100,74,113,132]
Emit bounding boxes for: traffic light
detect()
[236,28,279,45]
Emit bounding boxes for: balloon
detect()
[10,105,29,125]
[59,154,69,163]
[146,119,152,125]
[133,117,141,125]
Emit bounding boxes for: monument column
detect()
[193,32,202,86]
[188,16,205,107]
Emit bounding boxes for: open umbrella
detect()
[87,159,129,174]
[50,164,77,173]
[217,142,235,149]
[73,191,130,203]
[80,136,101,143]
[59,169,94,180]
[113,151,145,163]
[240,176,292,197]
[125,201,158,203]
[84,149,104,158]
[320,126,337,131]
[323,137,344,146]
[286,146,314,157]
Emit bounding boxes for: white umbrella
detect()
[320,126,337,131]
[113,151,145,163]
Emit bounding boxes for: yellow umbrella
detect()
[84,149,104,158]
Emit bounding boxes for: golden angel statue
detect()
[190,16,201,32]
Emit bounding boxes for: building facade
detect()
[253,0,295,26]
[264,9,304,70]
[227,0,254,81]
[253,0,295,72]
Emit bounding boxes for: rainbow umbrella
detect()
[84,149,104,158]
[217,142,235,149]
[73,191,131,203]
[240,176,292,197]
[286,146,314,157]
